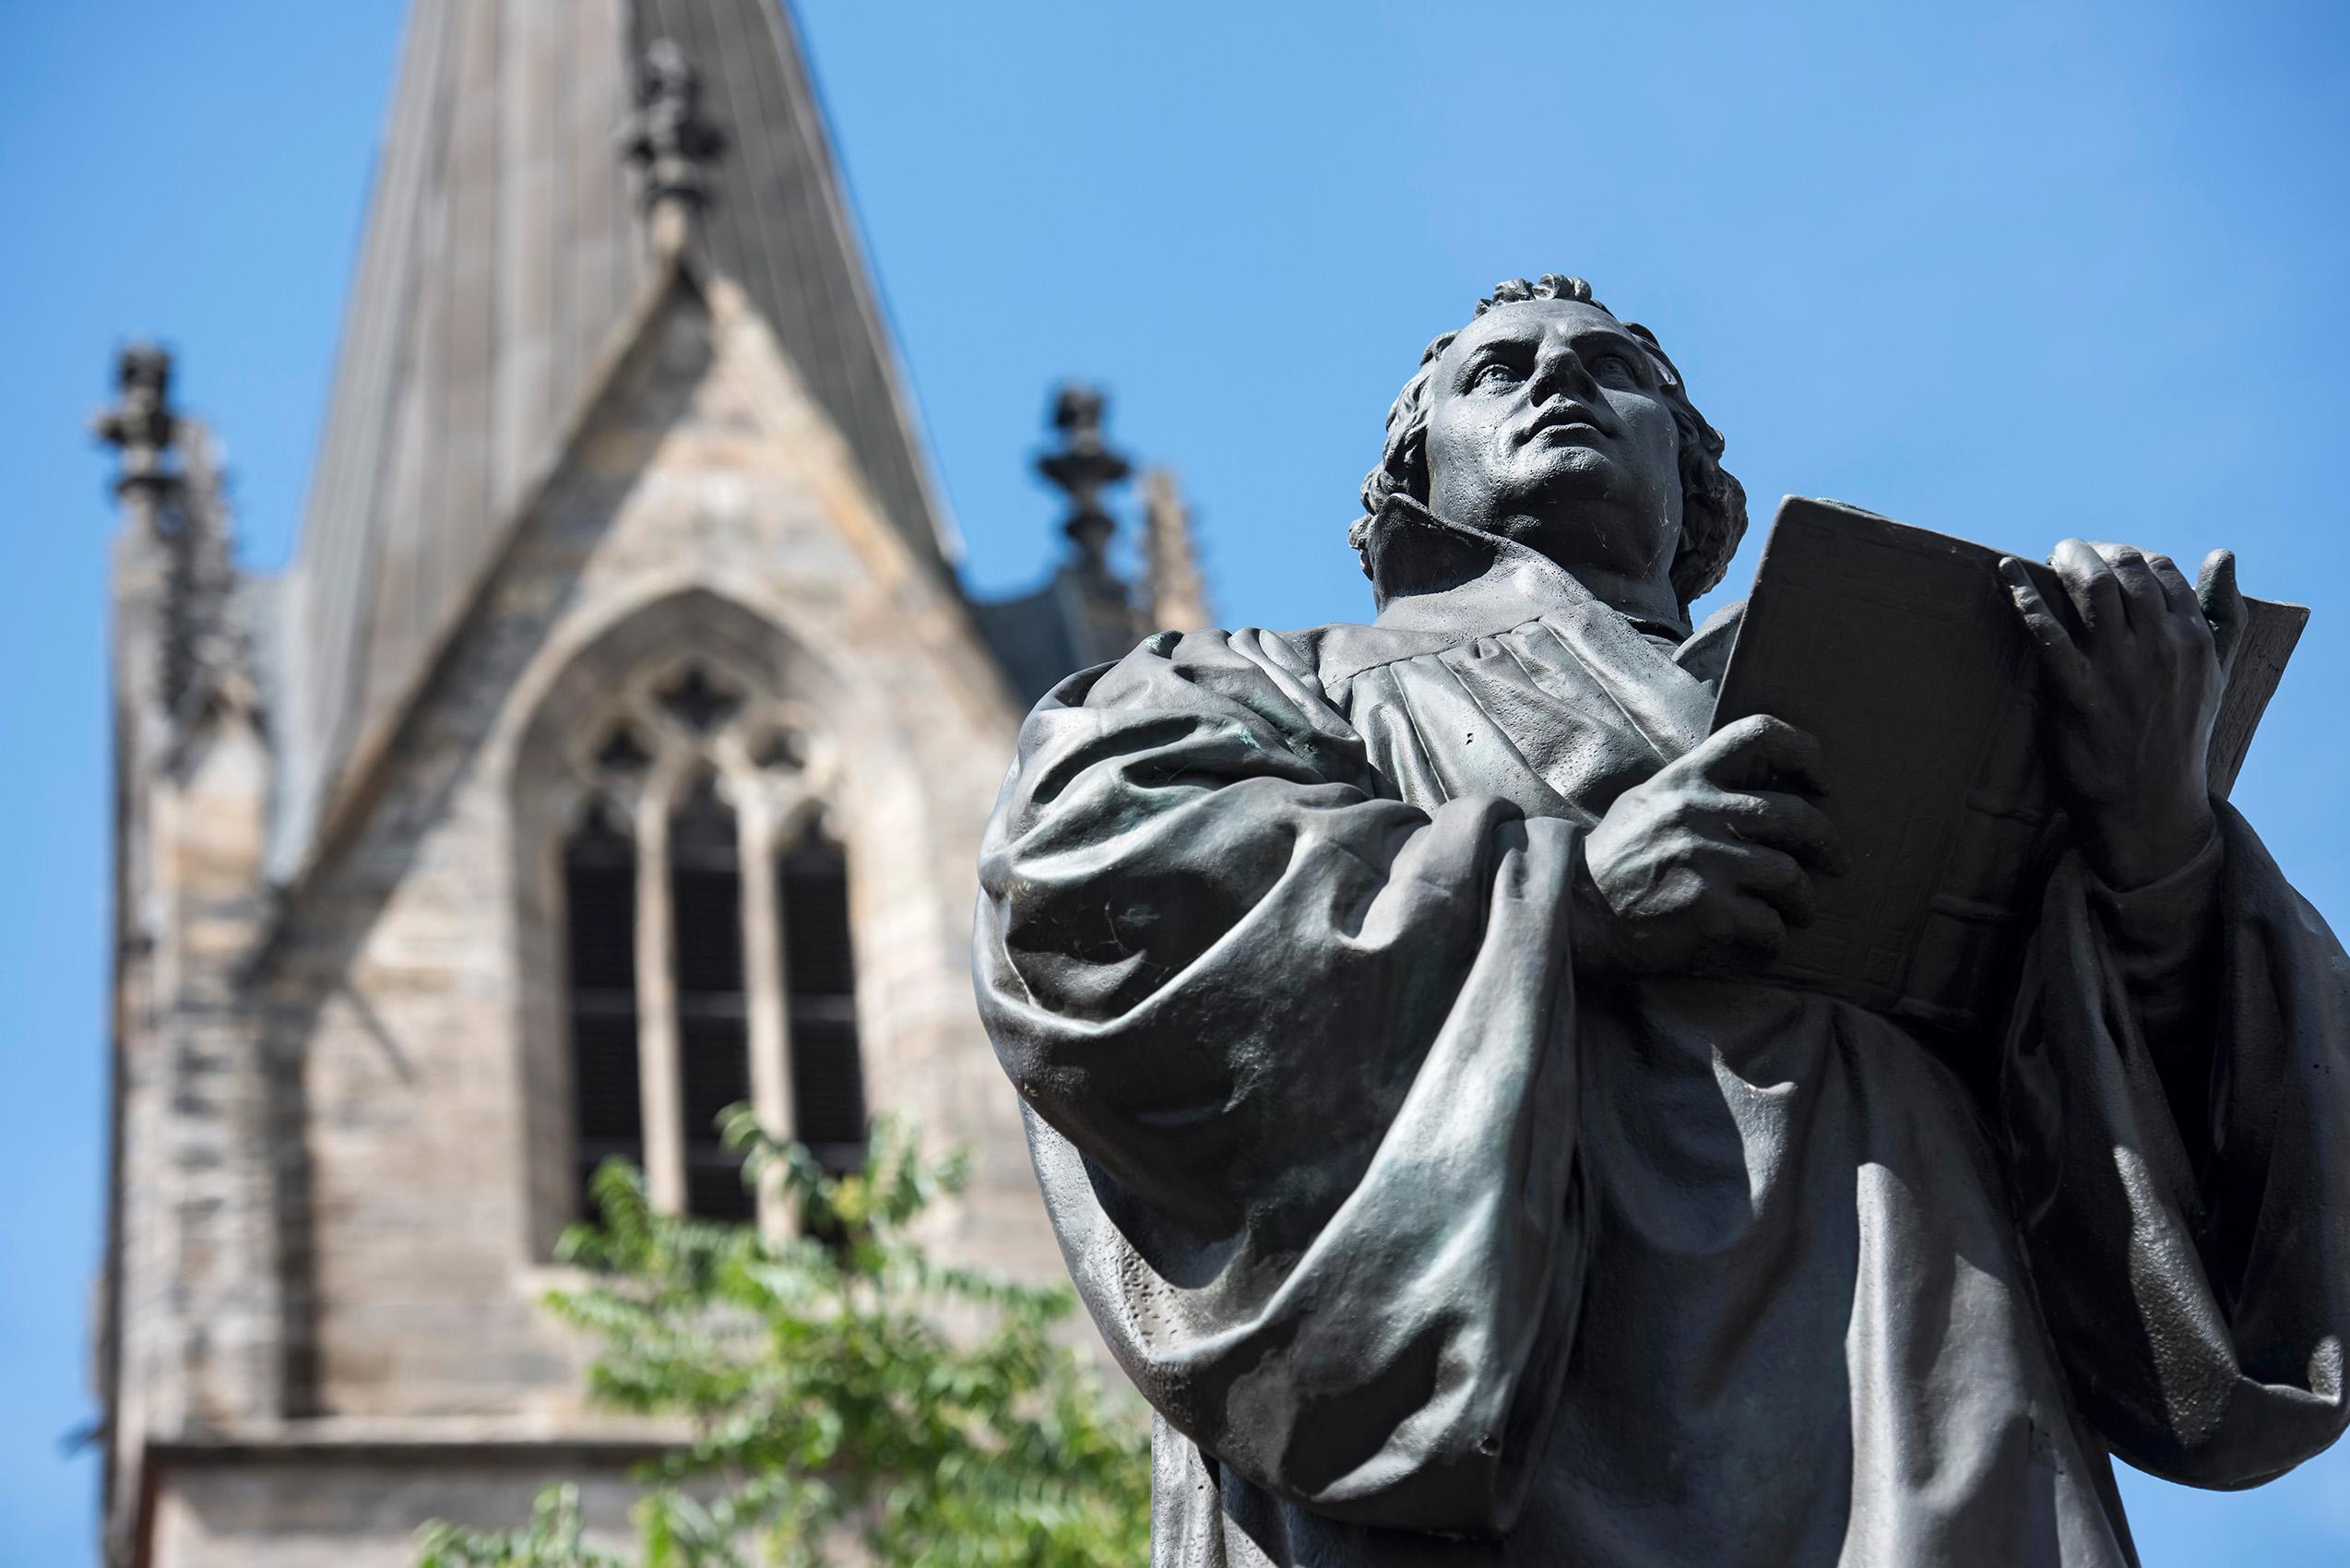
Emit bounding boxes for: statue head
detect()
[1356,276,1745,615]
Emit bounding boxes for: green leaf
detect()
[412,1123,1149,1568]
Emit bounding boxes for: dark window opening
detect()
[778,824,868,1176]
[669,773,755,1221]
[755,727,808,772]
[657,663,743,734]
[564,799,642,1222]
[593,724,654,777]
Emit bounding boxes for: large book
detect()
[1710,496,2307,1035]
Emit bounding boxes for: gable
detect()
[282,255,1017,917]
[252,263,1048,1419]
[273,0,957,885]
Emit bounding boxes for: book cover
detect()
[1711,496,2307,1034]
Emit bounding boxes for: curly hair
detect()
[1354,275,1746,610]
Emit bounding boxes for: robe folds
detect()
[972,516,2350,1567]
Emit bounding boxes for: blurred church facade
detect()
[92,4,1205,1564]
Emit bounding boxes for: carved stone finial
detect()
[1141,466,1211,633]
[620,38,725,251]
[93,343,245,720]
[92,341,184,497]
[1036,383,1133,573]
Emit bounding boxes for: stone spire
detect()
[1036,382,1133,577]
[94,355,276,1568]
[620,37,725,256]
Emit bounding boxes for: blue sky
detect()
[4,1,2347,1562]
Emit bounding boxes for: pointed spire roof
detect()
[274,0,951,877]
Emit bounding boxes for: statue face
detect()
[1422,299,1684,594]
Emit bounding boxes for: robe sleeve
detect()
[973,627,1589,1535]
[2003,803,2350,1487]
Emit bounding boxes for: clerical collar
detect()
[1356,493,1692,643]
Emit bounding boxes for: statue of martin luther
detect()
[973,275,2350,1566]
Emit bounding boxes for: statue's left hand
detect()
[1999,540,2247,888]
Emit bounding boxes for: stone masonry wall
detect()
[151,1456,646,1568]
[261,274,1056,1422]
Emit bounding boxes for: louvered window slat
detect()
[778,830,867,1175]
[564,804,643,1219]
[670,776,755,1222]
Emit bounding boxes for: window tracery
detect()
[555,657,861,1229]
[655,663,743,734]
[591,723,655,777]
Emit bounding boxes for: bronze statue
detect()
[974,275,2349,1564]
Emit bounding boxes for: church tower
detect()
[93,5,1204,1564]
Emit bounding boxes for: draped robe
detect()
[972,508,2350,1566]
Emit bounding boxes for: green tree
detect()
[415,1113,1150,1568]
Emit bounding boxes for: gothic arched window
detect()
[552,658,869,1232]
[562,797,644,1217]
[777,822,868,1176]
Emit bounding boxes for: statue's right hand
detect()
[1574,715,1846,979]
